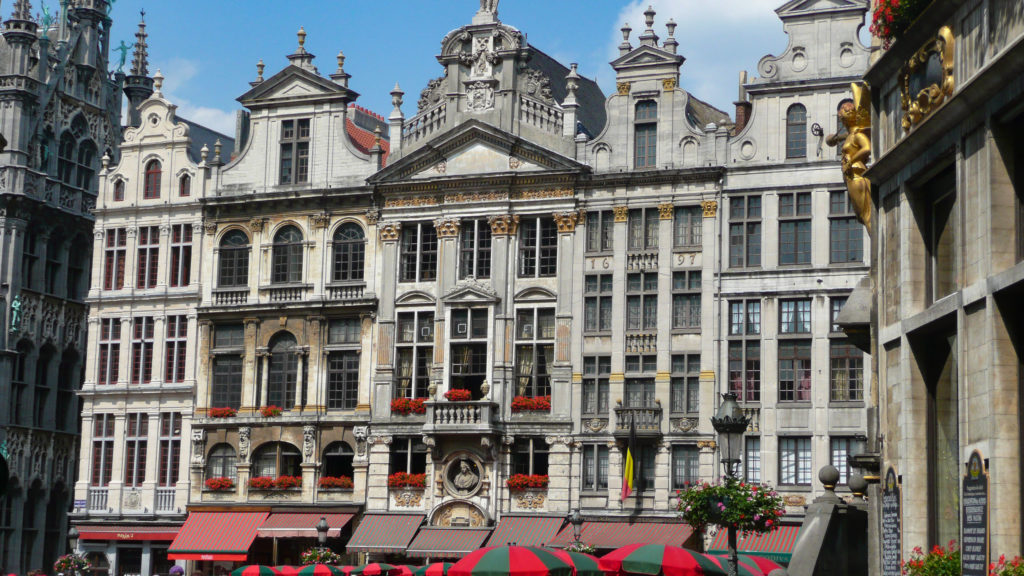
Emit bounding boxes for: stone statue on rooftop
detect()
[479,0,499,15]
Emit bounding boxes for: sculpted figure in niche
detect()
[453,459,480,491]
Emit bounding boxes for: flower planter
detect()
[511,395,551,413]
[391,398,427,416]
[204,477,236,492]
[260,405,284,417]
[318,476,354,490]
[208,407,237,419]
[444,389,472,402]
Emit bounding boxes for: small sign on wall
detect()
[961,450,989,576]
[881,466,901,576]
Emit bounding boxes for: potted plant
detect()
[675,476,785,536]
[870,0,934,48]
[204,477,235,491]
[54,554,91,575]
[391,397,427,415]
[506,474,549,491]
[564,541,597,555]
[318,476,354,490]
[444,389,472,402]
[249,476,276,490]
[208,407,237,418]
[260,405,283,417]
[300,548,344,566]
[511,395,551,413]
[901,541,960,576]
[275,475,303,490]
[388,472,428,489]
[990,554,1024,576]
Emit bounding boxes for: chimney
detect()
[733,71,752,133]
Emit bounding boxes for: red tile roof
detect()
[346,118,390,166]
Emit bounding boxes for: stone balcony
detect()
[422,401,500,435]
[614,406,664,437]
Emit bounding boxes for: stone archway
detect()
[429,500,488,528]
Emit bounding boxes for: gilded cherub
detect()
[827,82,872,233]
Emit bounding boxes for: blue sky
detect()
[98,0,868,137]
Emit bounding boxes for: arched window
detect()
[144,160,162,199]
[321,442,355,479]
[58,133,76,184]
[252,442,301,478]
[634,100,658,169]
[786,104,807,159]
[268,333,298,408]
[76,140,96,191]
[332,223,365,282]
[218,230,250,287]
[272,225,304,284]
[113,180,125,202]
[179,174,191,197]
[205,444,237,480]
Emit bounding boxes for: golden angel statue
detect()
[827,82,872,233]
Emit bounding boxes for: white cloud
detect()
[151,58,237,137]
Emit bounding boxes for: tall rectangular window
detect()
[625,379,656,408]
[830,296,847,333]
[779,192,812,265]
[727,300,761,402]
[211,324,243,410]
[327,351,359,410]
[400,222,438,282]
[830,437,865,485]
[450,308,489,400]
[124,413,149,487]
[136,226,159,289]
[779,299,812,334]
[21,231,38,290]
[672,270,701,329]
[582,444,609,491]
[584,274,613,333]
[103,228,127,290]
[585,211,613,253]
[634,100,658,168]
[164,315,187,383]
[131,317,155,385]
[459,219,492,279]
[158,413,181,487]
[389,437,428,475]
[514,308,555,398]
[279,118,311,185]
[169,224,192,287]
[582,356,610,415]
[744,437,761,483]
[830,341,864,401]
[91,414,115,486]
[829,191,863,263]
[626,272,658,331]
[511,438,549,476]
[627,207,659,251]
[729,196,761,267]
[519,217,557,277]
[673,206,702,248]
[395,312,433,398]
[670,354,700,414]
[925,168,957,304]
[779,437,812,485]
[98,318,121,385]
[779,340,812,402]
[672,445,700,489]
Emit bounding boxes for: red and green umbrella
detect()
[299,565,350,576]
[710,555,781,576]
[275,567,299,576]
[414,564,455,576]
[599,544,726,576]
[702,555,761,576]
[352,564,412,576]
[232,566,281,576]
[532,549,602,576]
[450,545,575,576]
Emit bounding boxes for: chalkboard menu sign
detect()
[881,467,902,576]
[961,450,989,576]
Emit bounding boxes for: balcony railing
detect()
[423,401,498,434]
[614,406,663,436]
[327,282,366,301]
[213,288,249,305]
[88,487,108,511]
[155,487,175,512]
[627,251,658,272]
[261,284,311,302]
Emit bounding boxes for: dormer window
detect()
[786,104,807,159]
[144,160,162,199]
[635,100,658,169]
[280,119,311,185]
[113,180,125,202]
[179,174,191,197]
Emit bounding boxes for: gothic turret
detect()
[2,0,39,75]
[123,14,155,128]
[69,0,110,72]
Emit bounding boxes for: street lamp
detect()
[567,509,584,543]
[67,526,80,554]
[316,517,329,551]
[710,392,750,576]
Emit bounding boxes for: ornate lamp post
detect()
[567,508,584,544]
[67,526,80,554]
[710,392,750,576]
[316,517,329,551]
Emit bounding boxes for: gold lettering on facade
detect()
[512,188,573,200]
[384,196,440,208]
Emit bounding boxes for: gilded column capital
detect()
[658,203,675,220]
[249,217,267,233]
[434,218,461,238]
[617,81,631,95]
[379,222,402,242]
[662,78,677,91]
[365,209,380,225]
[613,205,629,222]
[488,214,519,236]
[701,200,718,218]
[552,211,579,233]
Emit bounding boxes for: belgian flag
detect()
[620,413,637,501]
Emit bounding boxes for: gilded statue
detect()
[827,82,872,232]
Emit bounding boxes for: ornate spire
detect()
[10,0,33,21]
[129,12,149,77]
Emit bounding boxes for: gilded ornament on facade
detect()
[613,205,629,222]
[489,214,519,235]
[309,213,330,230]
[670,418,699,433]
[900,26,954,133]
[697,440,717,451]
[515,490,547,510]
[392,489,424,507]
[384,196,440,208]
[508,156,523,170]
[249,217,267,233]
[434,218,461,238]
[378,222,402,242]
[617,82,631,95]
[552,211,579,233]
[658,203,675,220]
[700,200,718,218]
[445,191,508,203]
[826,82,872,232]
[512,188,573,200]
[662,78,676,91]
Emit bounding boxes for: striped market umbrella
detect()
[600,544,726,576]
[413,564,455,576]
[703,556,761,576]
[232,566,281,576]
[531,549,602,576]
[352,564,412,576]
[298,565,350,576]
[275,567,299,576]
[450,546,575,576]
[711,555,782,576]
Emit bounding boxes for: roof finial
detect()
[129,13,150,77]
[256,59,265,82]
[297,26,307,52]
[644,5,656,29]
[390,83,404,114]
[152,69,164,96]
[336,51,345,74]
[619,22,633,56]
[11,0,33,21]
[663,18,679,54]
[639,6,659,47]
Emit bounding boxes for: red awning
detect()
[257,513,355,538]
[489,516,565,548]
[346,514,424,554]
[551,521,694,549]
[406,528,492,558]
[708,524,800,562]
[77,525,180,541]
[168,511,269,561]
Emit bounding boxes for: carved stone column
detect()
[488,215,519,410]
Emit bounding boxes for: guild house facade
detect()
[69,1,873,572]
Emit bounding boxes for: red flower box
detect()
[506,474,549,491]
[511,395,551,413]
[260,405,284,417]
[205,477,235,491]
[209,407,237,418]
[318,476,354,490]
[388,472,428,489]
[275,475,303,489]
[391,397,427,415]
[444,389,472,402]
[249,476,276,490]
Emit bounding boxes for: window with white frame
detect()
[158,413,181,487]
[459,219,492,279]
[673,206,702,248]
[779,340,812,402]
[164,316,187,383]
[779,192,812,266]
[131,317,154,385]
[584,274,613,333]
[779,437,812,485]
[271,226,304,284]
[514,308,555,398]
[332,223,366,282]
[279,118,310,185]
[124,413,148,487]
[830,437,865,485]
[830,341,864,402]
[729,196,761,268]
[628,207,659,251]
[780,299,812,334]
[400,222,438,282]
[744,437,761,483]
[728,300,761,403]
[98,319,121,385]
[634,100,657,168]
[626,272,658,331]
[169,224,192,288]
[395,311,433,399]
[670,354,700,414]
[585,210,614,253]
[451,308,489,399]
[672,270,701,329]
[582,444,609,491]
[518,216,557,277]
[136,226,159,289]
[103,228,127,290]
[217,230,250,288]
[90,414,115,487]
[582,356,610,415]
